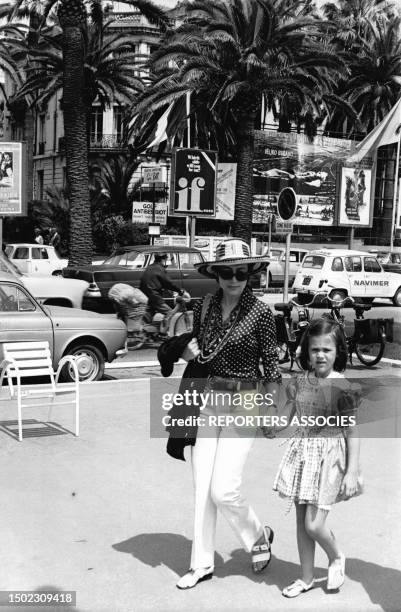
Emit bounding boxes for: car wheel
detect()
[329,289,347,303]
[61,343,105,382]
[392,287,401,307]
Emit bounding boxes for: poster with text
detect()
[0,142,26,215]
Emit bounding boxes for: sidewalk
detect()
[1,378,401,612]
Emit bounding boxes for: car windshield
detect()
[0,251,22,277]
[302,255,325,269]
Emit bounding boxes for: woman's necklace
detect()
[198,299,242,363]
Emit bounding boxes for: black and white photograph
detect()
[0,1,400,612]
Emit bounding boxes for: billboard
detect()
[216,162,236,220]
[170,148,217,217]
[338,166,373,227]
[132,201,168,225]
[253,130,367,226]
[0,142,26,215]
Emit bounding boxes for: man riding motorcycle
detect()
[140,253,189,333]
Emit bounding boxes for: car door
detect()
[11,246,30,274]
[0,282,53,358]
[363,256,391,297]
[178,251,217,298]
[31,246,52,275]
[344,255,365,297]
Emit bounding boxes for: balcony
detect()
[89,133,125,150]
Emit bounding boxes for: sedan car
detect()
[260,247,308,286]
[0,272,127,381]
[62,245,220,313]
[0,251,88,308]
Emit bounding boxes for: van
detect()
[293,249,401,306]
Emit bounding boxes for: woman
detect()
[176,238,282,589]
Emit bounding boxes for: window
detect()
[331,257,344,272]
[0,284,36,312]
[302,256,325,269]
[37,169,44,200]
[179,252,203,267]
[113,106,124,141]
[14,247,29,259]
[344,256,362,272]
[32,248,42,259]
[364,257,381,272]
[90,107,103,143]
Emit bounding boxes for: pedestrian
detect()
[49,227,61,255]
[273,317,362,598]
[170,238,281,590]
[34,227,44,245]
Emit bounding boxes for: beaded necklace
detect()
[198,297,242,364]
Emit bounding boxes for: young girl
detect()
[273,318,362,598]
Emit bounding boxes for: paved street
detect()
[1,377,400,612]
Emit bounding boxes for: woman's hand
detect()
[181,338,200,362]
[340,471,358,498]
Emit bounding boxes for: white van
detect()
[293,249,401,306]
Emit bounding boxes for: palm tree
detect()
[90,155,141,217]
[5,0,168,266]
[343,17,401,134]
[131,0,347,243]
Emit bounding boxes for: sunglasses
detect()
[215,267,250,281]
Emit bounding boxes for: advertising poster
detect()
[338,166,373,226]
[253,130,355,226]
[0,142,26,215]
[170,148,217,217]
[216,162,236,220]
[132,201,168,225]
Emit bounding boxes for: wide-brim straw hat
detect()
[195,238,269,278]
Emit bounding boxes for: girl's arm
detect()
[340,426,360,497]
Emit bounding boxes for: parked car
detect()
[260,247,309,287]
[62,245,267,313]
[293,248,401,306]
[375,251,401,274]
[0,272,127,381]
[5,243,68,276]
[0,251,88,309]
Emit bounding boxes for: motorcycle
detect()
[108,283,193,350]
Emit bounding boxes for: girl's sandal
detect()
[251,525,274,573]
[282,579,315,598]
[327,553,345,590]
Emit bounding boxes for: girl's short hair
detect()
[298,317,348,372]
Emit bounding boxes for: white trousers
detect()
[190,410,262,570]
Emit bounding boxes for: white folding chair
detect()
[0,341,79,441]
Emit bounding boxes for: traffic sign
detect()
[170,148,217,217]
[277,187,297,221]
[142,166,164,184]
[276,220,293,234]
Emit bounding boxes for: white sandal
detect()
[176,566,214,590]
[327,553,345,590]
[282,578,314,598]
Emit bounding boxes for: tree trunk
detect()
[233,111,256,244]
[59,1,92,266]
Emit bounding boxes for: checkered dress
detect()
[273,371,361,510]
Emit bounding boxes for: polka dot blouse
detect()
[192,286,282,384]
